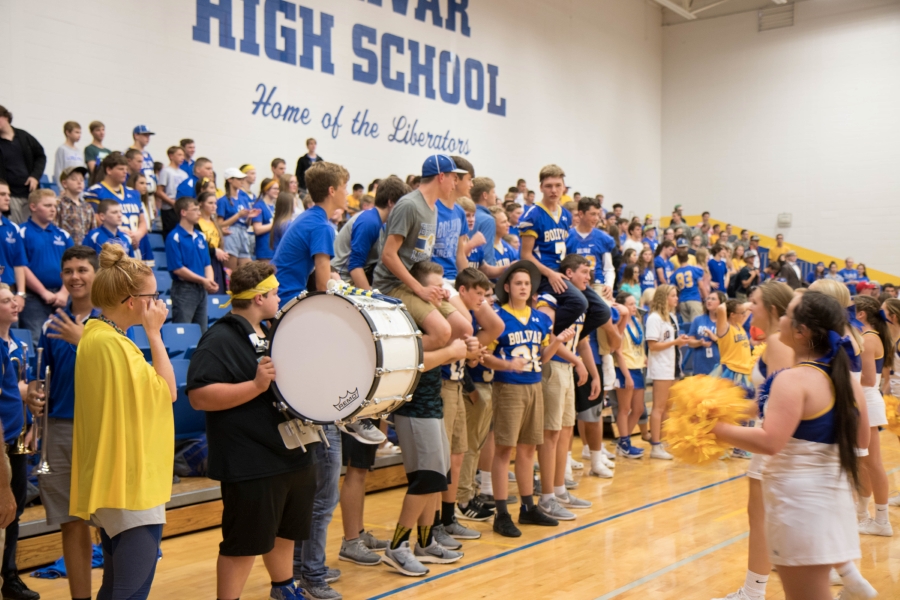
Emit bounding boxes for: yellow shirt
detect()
[621,319,646,370]
[732,258,746,271]
[670,255,697,268]
[717,324,754,375]
[198,217,221,250]
[71,320,174,519]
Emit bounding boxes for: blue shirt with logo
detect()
[176,175,198,199]
[493,239,519,271]
[0,332,27,444]
[166,224,211,281]
[84,183,146,245]
[252,199,276,260]
[654,255,674,284]
[0,217,26,286]
[217,190,253,227]
[640,266,657,292]
[473,204,497,266]
[492,306,553,385]
[85,225,134,257]
[670,265,705,303]
[838,269,860,294]
[433,201,469,280]
[39,308,101,420]
[180,158,195,178]
[565,227,615,283]
[688,314,720,375]
[708,258,727,292]
[273,206,335,307]
[21,219,73,289]
[519,203,573,272]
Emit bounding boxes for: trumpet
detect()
[32,348,51,475]
[9,343,32,455]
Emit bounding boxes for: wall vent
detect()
[758,3,794,32]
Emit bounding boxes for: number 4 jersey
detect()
[491,304,553,385]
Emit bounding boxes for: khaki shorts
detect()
[492,382,543,447]
[542,360,575,431]
[388,284,457,327]
[441,379,468,454]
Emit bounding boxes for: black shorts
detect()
[575,362,604,413]
[342,430,378,470]
[219,463,316,556]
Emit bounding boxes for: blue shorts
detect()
[615,368,645,390]
[710,364,755,399]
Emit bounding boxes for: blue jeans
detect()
[293,425,341,584]
[170,280,208,333]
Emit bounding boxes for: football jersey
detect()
[491,304,553,385]
[566,227,616,283]
[467,245,483,271]
[536,292,584,363]
[671,265,705,303]
[493,238,519,270]
[84,183,146,240]
[138,149,157,193]
[468,310,494,383]
[519,202,573,271]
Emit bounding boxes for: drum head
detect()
[269,294,376,423]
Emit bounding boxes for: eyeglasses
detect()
[121,292,161,304]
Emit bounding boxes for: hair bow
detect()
[820,330,858,370]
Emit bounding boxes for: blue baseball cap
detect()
[676,237,689,247]
[421,154,468,178]
[132,125,155,135]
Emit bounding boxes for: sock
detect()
[458,500,468,510]
[433,510,441,527]
[481,471,493,496]
[521,495,535,510]
[390,524,411,549]
[875,503,889,525]
[857,494,871,519]
[836,561,868,591]
[417,525,432,548]
[441,501,455,526]
[271,578,293,588]
[541,493,554,504]
[495,499,508,514]
[567,451,573,463]
[591,450,605,473]
[554,485,566,497]
[742,570,768,598]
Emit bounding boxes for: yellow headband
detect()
[221,274,279,308]
[261,179,277,193]
[240,165,256,174]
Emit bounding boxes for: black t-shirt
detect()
[736,266,758,292]
[394,366,442,419]
[0,137,30,197]
[186,313,315,482]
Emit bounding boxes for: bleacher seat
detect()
[148,233,165,251]
[39,175,59,194]
[155,271,172,295]
[127,325,153,362]
[207,295,230,323]
[162,323,202,359]
[153,251,167,270]
[171,359,205,440]
[162,295,173,323]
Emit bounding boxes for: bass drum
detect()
[268,291,423,424]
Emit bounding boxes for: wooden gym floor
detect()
[25,431,900,599]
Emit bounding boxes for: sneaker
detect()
[508,470,516,482]
[830,568,843,586]
[296,578,341,600]
[339,419,385,445]
[414,540,464,564]
[376,441,401,457]
[382,542,429,577]
[338,537,382,566]
[0,575,40,600]
[889,495,900,507]
[732,448,752,459]
[601,444,616,461]
[432,523,463,550]
[650,444,674,460]
[270,582,307,600]
[616,439,645,459]
[564,476,578,490]
[445,517,481,540]
[457,498,494,522]
[324,568,340,584]
[600,453,616,469]
[493,511,522,537]
[569,456,584,470]
[711,590,757,600]
[556,490,592,509]
[581,445,591,460]
[858,518,893,536]
[533,476,542,495]
[834,582,878,600]
[478,493,516,506]
[518,505,560,527]
[360,529,389,552]
[537,497,576,521]
[589,463,614,478]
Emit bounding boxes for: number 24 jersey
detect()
[491,304,553,385]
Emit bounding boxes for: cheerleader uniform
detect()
[763,362,860,566]
[746,354,769,480]
[862,330,887,427]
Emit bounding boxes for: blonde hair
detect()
[650,284,676,319]
[809,279,864,349]
[456,196,476,213]
[539,164,565,183]
[92,244,154,310]
[640,287,656,309]
[28,188,56,205]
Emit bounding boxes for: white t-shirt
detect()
[623,238,644,255]
[158,166,188,210]
[646,311,677,381]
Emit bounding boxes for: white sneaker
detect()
[711,590,759,600]
[569,456,584,470]
[858,518,893,537]
[601,444,616,461]
[830,568,843,586]
[564,459,573,480]
[581,445,591,460]
[376,441,401,457]
[340,419,387,444]
[834,580,878,599]
[600,454,616,469]
[889,495,900,507]
[650,444,674,460]
[589,463,613,478]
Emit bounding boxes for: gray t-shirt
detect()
[90,504,167,539]
[333,211,359,281]
[53,144,85,185]
[158,166,189,210]
[372,189,436,293]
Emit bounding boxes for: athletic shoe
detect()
[432,523,463,550]
[834,582,878,600]
[533,476,542,495]
[601,444,616,461]
[858,518,893,536]
[569,456,584,470]
[889,495,900,506]
[581,445,591,460]
[338,537,382,566]
[457,498,494,521]
[556,490,592,508]
[564,476,578,490]
[445,517,481,540]
[414,540,464,564]
[492,511,522,537]
[478,493,516,506]
[711,590,759,600]
[270,582,307,600]
[537,497,576,521]
[589,463,614,478]
[0,575,39,600]
[382,542,429,577]
[600,453,616,469]
[518,505,560,527]
[375,441,401,457]
[616,438,645,459]
[324,569,340,584]
[508,470,516,482]
[830,568,843,586]
[732,448,752,459]
[339,419,385,445]
[650,444,674,460]
[296,577,342,600]
[360,529,389,552]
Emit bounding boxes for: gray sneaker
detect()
[538,497,576,521]
[555,491,592,509]
[297,577,342,600]
[564,477,578,490]
[359,529,389,552]
[432,524,462,550]
[340,419,385,444]
[444,517,481,540]
[324,568,340,584]
[414,540,464,564]
[338,537,382,566]
[383,541,429,577]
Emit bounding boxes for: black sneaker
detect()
[518,506,559,527]
[476,493,496,508]
[492,512,522,538]
[457,497,494,521]
[1,574,39,600]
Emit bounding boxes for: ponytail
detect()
[829,345,861,490]
[855,295,894,371]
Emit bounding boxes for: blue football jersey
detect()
[84,183,146,240]
[493,239,519,270]
[670,265,705,303]
[566,227,616,283]
[492,305,553,384]
[519,202,572,271]
[468,307,494,384]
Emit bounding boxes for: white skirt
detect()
[890,373,900,399]
[864,378,887,427]
[762,438,860,566]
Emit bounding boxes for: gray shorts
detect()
[37,418,83,526]
[577,404,603,423]
[393,415,450,495]
[223,225,252,259]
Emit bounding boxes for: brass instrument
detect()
[33,348,51,475]
[9,343,32,455]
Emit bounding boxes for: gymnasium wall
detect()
[662,0,900,276]
[0,0,663,214]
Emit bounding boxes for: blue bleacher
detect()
[153,251,167,270]
[127,325,153,362]
[171,358,205,440]
[162,323,202,359]
[207,295,230,323]
[162,295,173,323]
[39,175,59,195]
[155,271,172,295]
[148,233,165,251]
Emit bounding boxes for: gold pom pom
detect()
[663,375,756,465]
[884,395,900,436]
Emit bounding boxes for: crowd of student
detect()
[0,105,899,600]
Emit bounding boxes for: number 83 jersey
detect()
[491,304,553,385]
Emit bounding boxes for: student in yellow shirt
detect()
[712,299,755,459]
[71,243,176,599]
[613,292,648,459]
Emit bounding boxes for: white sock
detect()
[565,460,573,478]
[567,450,573,461]
[836,561,868,591]
[481,471,493,496]
[857,494,871,519]
[875,503,889,525]
[742,570,768,598]
[554,485,566,496]
[541,493,554,504]
[591,450,605,473]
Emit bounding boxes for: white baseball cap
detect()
[222,167,247,180]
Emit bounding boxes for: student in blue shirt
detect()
[490,207,519,273]
[84,153,148,259]
[18,190,74,342]
[838,257,859,295]
[129,125,157,194]
[471,177,499,270]
[0,181,27,302]
[84,200,134,258]
[669,244,707,324]
[686,291,724,375]
[25,245,99,600]
[166,197,217,332]
[654,241,676,289]
[251,178,280,261]
[272,161,348,307]
[218,168,258,272]
[176,157,215,199]
[432,193,469,286]
[565,197,616,290]
[642,226,659,253]
[708,244,729,293]
[179,139,196,177]
[637,248,657,293]
[505,203,523,240]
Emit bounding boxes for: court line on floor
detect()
[367,472,746,600]
[593,532,749,600]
